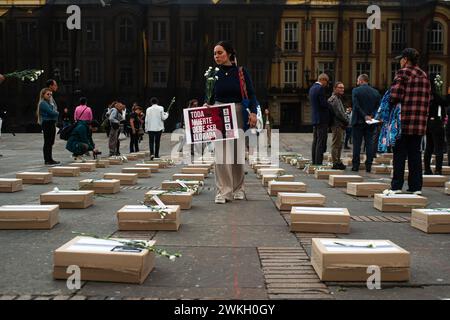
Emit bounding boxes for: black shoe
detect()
[332,163,346,170]
[351,167,359,172]
[366,167,372,173]
[45,160,60,166]
[424,170,433,175]
[344,146,350,150]
[435,171,442,176]
[150,155,155,160]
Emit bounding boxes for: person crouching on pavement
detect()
[328,82,349,170]
[66,120,100,160]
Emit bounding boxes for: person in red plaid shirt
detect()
[388,48,431,195]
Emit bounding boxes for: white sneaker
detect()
[233,190,245,200]
[215,194,226,204]
[382,189,402,195]
[407,190,422,196]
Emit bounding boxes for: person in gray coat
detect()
[328,82,349,170]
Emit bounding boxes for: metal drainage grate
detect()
[257,247,333,300]
[121,186,159,190]
[351,216,410,223]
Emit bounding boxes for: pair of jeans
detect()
[42,120,56,162]
[391,134,423,192]
[129,133,140,153]
[311,124,328,165]
[424,120,445,173]
[352,124,375,170]
[148,131,162,158]
[331,126,344,165]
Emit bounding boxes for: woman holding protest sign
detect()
[205,41,257,204]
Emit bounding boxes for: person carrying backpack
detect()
[66,120,100,160]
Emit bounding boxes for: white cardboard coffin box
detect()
[145,190,194,210]
[40,190,94,209]
[180,167,209,176]
[0,178,23,193]
[431,166,450,175]
[117,205,181,231]
[262,174,294,187]
[160,180,203,195]
[53,236,155,284]
[315,169,345,180]
[311,238,410,282]
[446,182,450,195]
[107,157,123,165]
[187,163,211,172]
[268,181,307,196]
[328,175,364,187]
[371,165,391,174]
[122,167,151,178]
[346,182,390,197]
[296,159,311,169]
[411,208,450,233]
[253,164,277,173]
[0,205,59,230]
[374,194,427,213]
[16,172,53,185]
[290,207,350,234]
[173,173,205,182]
[135,163,160,172]
[124,154,139,161]
[103,173,138,185]
[305,165,332,175]
[373,158,392,165]
[276,193,326,211]
[422,175,448,187]
[256,168,285,179]
[69,163,96,172]
[85,159,110,168]
[133,152,146,159]
[145,160,169,169]
[79,179,121,194]
[48,166,80,177]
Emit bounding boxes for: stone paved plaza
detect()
[0,133,449,300]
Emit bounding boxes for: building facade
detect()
[0,0,448,132]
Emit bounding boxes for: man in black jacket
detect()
[309,73,331,165]
[351,74,381,172]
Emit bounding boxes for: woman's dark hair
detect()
[46,79,56,88]
[188,99,198,108]
[79,97,87,105]
[215,40,236,62]
[150,97,159,105]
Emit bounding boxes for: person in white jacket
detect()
[145,97,169,159]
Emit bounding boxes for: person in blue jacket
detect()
[66,120,100,160]
[36,88,60,165]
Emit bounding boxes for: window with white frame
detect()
[184,60,193,82]
[391,62,401,83]
[251,21,266,50]
[152,21,167,42]
[54,60,71,81]
[152,60,168,87]
[356,62,371,81]
[183,20,196,44]
[119,18,133,43]
[251,61,266,87]
[284,22,298,51]
[53,21,69,42]
[216,20,232,42]
[86,21,101,42]
[356,22,372,52]
[319,22,336,51]
[318,62,335,84]
[428,64,442,81]
[284,61,298,87]
[391,23,406,53]
[119,64,133,87]
[87,60,102,86]
[428,21,444,52]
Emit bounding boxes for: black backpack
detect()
[59,123,77,141]
[59,107,87,141]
